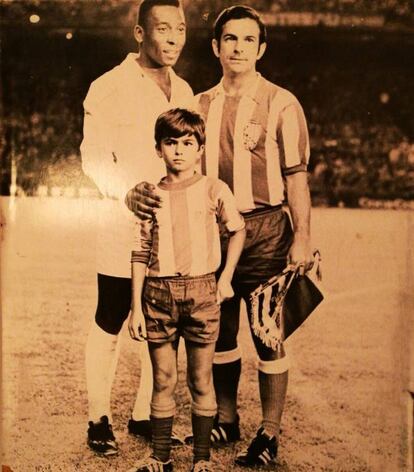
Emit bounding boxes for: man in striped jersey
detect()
[126,5,314,468]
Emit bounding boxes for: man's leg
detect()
[186,340,217,468]
[131,341,153,421]
[252,327,289,442]
[235,316,288,467]
[85,274,131,455]
[85,322,121,424]
[213,293,242,421]
[86,273,153,454]
[234,209,293,466]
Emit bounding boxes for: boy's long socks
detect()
[192,413,214,463]
[151,416,174,462]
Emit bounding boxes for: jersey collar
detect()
[210,72,262,104]
[158,172,203,191]
[122,52,179,85]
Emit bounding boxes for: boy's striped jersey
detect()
[131,173,245,277]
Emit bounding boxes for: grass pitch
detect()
[1,198,413,471]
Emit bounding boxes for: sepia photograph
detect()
[1,1,413,471]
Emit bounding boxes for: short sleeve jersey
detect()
[80,53,195,278]
[131,173,245,277]
[197,74,310,213]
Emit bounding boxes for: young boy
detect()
[127,108,246,472]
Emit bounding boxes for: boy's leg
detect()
[127,339,177,472]
[186,340,217,464]
[148,340,179,463]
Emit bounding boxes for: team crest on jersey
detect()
[243,121,262,151]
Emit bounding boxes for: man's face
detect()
[157,134,203,174]
[212,18,266,75]
[136,5,186,67]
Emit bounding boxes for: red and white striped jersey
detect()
[197,74,310,213]
[131,173,245,277]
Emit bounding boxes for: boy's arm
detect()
[215,181,246,304]
[128,218,153,341]
[128,262,148,341]
[217,227,246,304]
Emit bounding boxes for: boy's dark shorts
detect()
[142,273,220,344]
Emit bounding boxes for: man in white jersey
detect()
[80,0,193,456]
[126,5,314,467]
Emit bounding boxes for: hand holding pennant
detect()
[250,251,323,350]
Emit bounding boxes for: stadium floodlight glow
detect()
[66,32,73,40]
[29,14,40,24]
[380,92,390,104]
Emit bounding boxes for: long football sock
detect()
[85,322,120,424]
[151,416,174,462]
[259,369,288,440]
[131,342,153,421]
[213,357,241,424]
[192,413,214,463]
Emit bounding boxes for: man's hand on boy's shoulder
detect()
[125,181,162,219]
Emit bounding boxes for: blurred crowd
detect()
[2,9,413,207]
[2,0,413,29]
[288,66,414,206]
[3,73,92,197]
[6,60,413,208]
[185,0,413,23]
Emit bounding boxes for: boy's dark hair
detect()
[137,0,181,27]
[155,108,205,148]
[213,5,267,46]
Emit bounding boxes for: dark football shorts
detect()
[95,273,131,335]
[217,206,293,359]
[142,273,220,344]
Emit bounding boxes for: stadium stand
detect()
[1,1,413,206]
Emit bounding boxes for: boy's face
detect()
[135,5,186,68]
[157,134,203,174]
[212,18,266,76]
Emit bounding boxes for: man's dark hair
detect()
[155,108,205,149]
[137,0,181,28]
[213,5,267,45]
